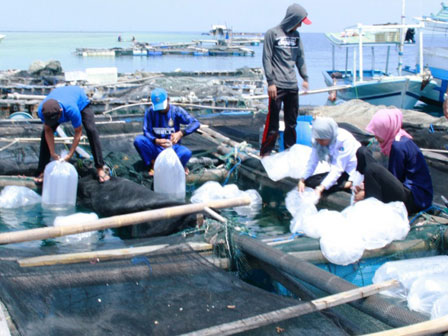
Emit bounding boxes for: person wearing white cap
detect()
[134,88,200,176]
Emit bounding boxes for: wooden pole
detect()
[363,316,448,336]
[0,176,37,189]
[180,280,399,336]
[287,239,430,264]
[18,242,212,267]
[0,197,250,245]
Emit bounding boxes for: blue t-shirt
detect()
[142,105,200,142]
[389,137,433,210]
[38,86,90,128]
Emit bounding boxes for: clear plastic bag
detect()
[42,160,78,210]
[261,144,329,182]
[53,212,99,244]
[431,294,448,319]
[153,147,185,201]
[373,256,448,298]
[0,186,42,209]
[408,274,448,315]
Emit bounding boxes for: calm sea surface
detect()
[0,31,426,106]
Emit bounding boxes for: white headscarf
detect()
[312,117,339,162]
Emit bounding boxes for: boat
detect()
[403,3,448,106]
[323,22,427,109]
[0,35,4,44]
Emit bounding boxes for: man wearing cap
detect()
[134,88,200,176]
[260,3,311,156]
[36,85,109,183]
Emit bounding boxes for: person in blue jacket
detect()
[36,86,109,183]
[354,108,433,214]
[134,88,200,176]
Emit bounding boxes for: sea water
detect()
[0,31,427,106]
[0,31,439,243]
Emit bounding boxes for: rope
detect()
[0,139,19,152]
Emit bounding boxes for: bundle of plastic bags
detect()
[373,256,448,318]
[53,212,99,244]
[287,190,409,265]
[191,181,262,218]
[261,144,329,182]
[0,186,41,209]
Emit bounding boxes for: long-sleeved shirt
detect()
[38,86,89,128]
[262,4,309,89]
[389,136,433,209]
[143,104,200,142]
[303,128,361,189]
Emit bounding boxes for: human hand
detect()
[298,179,306,193]
[443,97,448,119]
[354,190,365,202]
[170,131,183,145]
[62,153,73,162]
[51,153,61,161]
[353,183,365,202]
[302,81,309,91]
[314,185,325,199]
[156,138,172,148]
[268,84,277,100]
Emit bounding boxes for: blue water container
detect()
[278,115,313,151]
[296,115,313,147]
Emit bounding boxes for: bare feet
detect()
[34,173,44,184]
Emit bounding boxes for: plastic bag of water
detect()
[154,147,185,201]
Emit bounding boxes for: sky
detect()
[0,0,443,33]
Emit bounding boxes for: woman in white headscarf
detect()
[298,117,361,199]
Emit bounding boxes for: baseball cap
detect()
[302,17,312,25]
[42,99,62,128]
[151,88,168,111]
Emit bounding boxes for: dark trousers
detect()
[305,172,350,195]
[260,88,298,156]
[363,163,418,214]
[37,105,105,173]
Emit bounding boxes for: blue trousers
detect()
[134,135,192,167]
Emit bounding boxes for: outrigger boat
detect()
[404,2,448,106]
[323,22,427,109]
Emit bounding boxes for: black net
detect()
[0,236,349,336]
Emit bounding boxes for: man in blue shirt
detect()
[36,86,109,183]
[134,88,200,176]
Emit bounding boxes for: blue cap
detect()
[151,88,168,111]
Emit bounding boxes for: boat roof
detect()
[428,2,448,22]
[416,3,448,31]
[325,31,400,47]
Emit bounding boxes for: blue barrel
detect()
[296,121,312,147]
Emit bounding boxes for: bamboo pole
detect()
[287,239,429,264]
[0,197,250,245]
[186,168,228,184]
[180,280,399,336]
[232,233,427,327]
[244,84,354,100]
[18,242,212,267]
[0,176,37,189]
[363,316,448,336]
